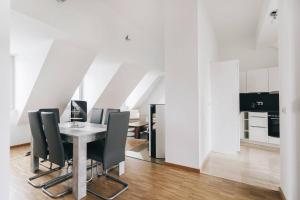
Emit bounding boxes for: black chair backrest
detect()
[104,108,120,125]
[28,111,48,160]
[103,112,130,170]
[90,108,104,124]
[41,112,65,168]
[39,108,60,123]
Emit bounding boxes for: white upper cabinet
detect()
[246,68,269,93]
[239,72,247,93]
[268,67,279,92]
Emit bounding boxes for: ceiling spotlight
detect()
[270,9,278,20]
[56,0,66,2]
[125,35,131,41]
[270,9,278,24]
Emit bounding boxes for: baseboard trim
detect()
[10,143,30,149]
[165,162,200,173]
[279,187,286,200]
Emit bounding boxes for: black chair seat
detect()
[62,142,73,161]
[87,139,105,162]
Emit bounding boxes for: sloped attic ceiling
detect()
[18,40,96,124]
[11,0,164,68]
[256,0,278,48]
[93,63,147,109]
[204,0,264,46]
[11,0,164,125]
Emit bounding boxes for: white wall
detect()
[94,64,146,109]
[82,57,120,112]
[138,77,165,119]
[211,60,240,154]
[18,40,96,124]
[10,41,52,145]
[164,0,219,169]
[0,0,10,198]
[10,117,31,146]
[197,0,219,167]
[164,0,200,169]
[219,39,278,71]
[125,71,163,110]
[279,0,300,199]
[14,40,53,112]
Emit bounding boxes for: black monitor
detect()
[70,100,87,122]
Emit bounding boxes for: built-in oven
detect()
[268,112,280,138]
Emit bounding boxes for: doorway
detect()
[125,105,165,165]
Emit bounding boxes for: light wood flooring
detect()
[202,142,280,191]
[10,145,281,200]
[126,138,164,164]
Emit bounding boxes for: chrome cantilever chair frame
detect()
[42,159,97,198]
[27,162,61,188]
[87,167,128,200]
[42,164,73,199]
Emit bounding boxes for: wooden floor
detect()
[126,138,165,164]
[10,145,281,200]
[202,142,280,191]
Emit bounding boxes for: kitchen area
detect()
[203,64,280,191]
[201,0,280,191]
[240,67,280,147]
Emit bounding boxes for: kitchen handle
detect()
[250,126,267,128]
[270,118,279,120]
[249,116,267,119]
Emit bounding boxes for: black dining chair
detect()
[87,111,130,200]
[90,108,104,124]
[27,111,61,188]
[39,108,60,123]
[103,108,120,125]
[40,112,73,198]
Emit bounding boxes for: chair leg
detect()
[42,173,73,198]
[42,160,98,198]
[40,160,53,170]
[87,171,128,200]
[96,162,103,177]
[27,166,61,188]
[87,160,94,183]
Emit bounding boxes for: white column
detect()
[0,0,10,199]
[279,0,300,199]
[164,0,200,169]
